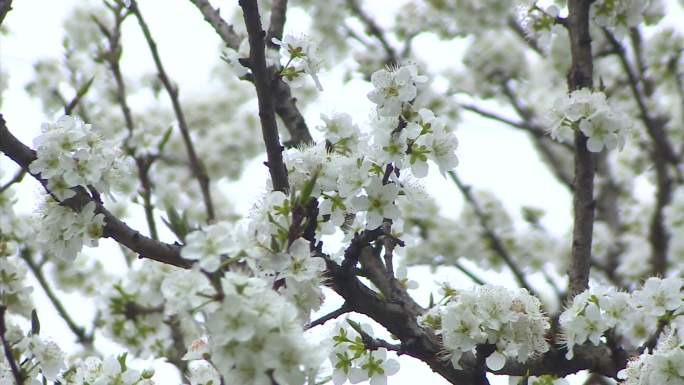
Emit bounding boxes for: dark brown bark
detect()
[567,0,596,296]
[239,0,290,192]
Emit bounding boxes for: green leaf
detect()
[117,352,128,372]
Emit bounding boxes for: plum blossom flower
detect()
[272,34,323,90]
[367,64,427,117]
[181,222,234,272]
[351,178,400,229]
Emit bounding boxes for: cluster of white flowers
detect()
[419,285,550,370]
[29,115,130,200]
[0,254,34,316]
[462,32,527,97]
[61,354,155,385]
[181,222,235,272]
[0,319,68,383]
[592,0,649,35]
[329,321,400,385]
[545,88,632,152]
[618,328,684,385]
[272,34,324,91]
[517,4,564,52]
[560,277,683,359]
[189,271,323,385]
[101,262,201,359]
[367,64,427,117]
[35,200,105,261]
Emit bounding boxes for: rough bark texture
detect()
[567,0,596,296]
[239,0,290,192]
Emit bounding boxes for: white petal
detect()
[486,351,506,371]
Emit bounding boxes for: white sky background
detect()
[2,0,682,384]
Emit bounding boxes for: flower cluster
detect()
[329,321,400,385]
[272,34,323,91]
[193,271,323,385]
[560,277,683,359]
[0,319,67,383]
[100,262,202,360]
[29,115,130,200]
[61,354,156,385]
[592,0,649,35]
[545,88,632,152]
[419,285,550,370]
[35,200,105,261]
[618,328,684,385]
[367,64,426,117]
[181,222,235,272]
[0,254,34,316]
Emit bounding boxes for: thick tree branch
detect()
[266,0,287,48]
[566,0,595,296]
[188,0,313,148]
[131,0,216,221]
[0,115,191,268]
[239,0,289,192]
[0,0,12,27]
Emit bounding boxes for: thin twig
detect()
[603,28,675,276]
[188,0,242,49]
[453,260,487,286]
[131,0,216,221]
[0,305,24,385]
[0,168,25,193]
[20,250,93,346]
[239,0,290,192]
[306,304,351,329]
[345,0,397,65]
[449,171,538,297]
[94,11,159,240]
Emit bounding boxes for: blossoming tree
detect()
[0,0,683,384]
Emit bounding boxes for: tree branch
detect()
[566,0,596,296]
[266,0,287,49]
[0,115,191,268]
[0,168,25,193]
[94,11,159,240]
[603,28,676,276]
[0,0,12,27]
[345,0,398,65]
[188,0,313,148]
[20,250,93,346]
[239,0,289,192]
[306,304,351,329]
[448,171,539,298]
[0,305,23,385]
[130,0,216,221]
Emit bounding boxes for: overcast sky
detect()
[4,0,671,384]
